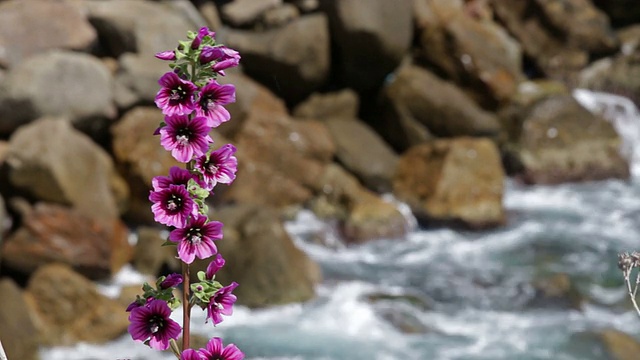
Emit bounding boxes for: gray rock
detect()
[114,53,169,109]
[0,0,96,69]
[319,0,413,93]
[5,118,129,220]
[221,0,282,27]
[0,278,40,360]
[260,3,300,28]
[0,50,115,135]
[293,89,359,120]
[221,13,330,104]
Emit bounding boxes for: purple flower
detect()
[209,46,241,75]
[195,144,238,190]
[206,282,238,325]
[206,254,226,280]
[149,184,196,228]
[192,26,216,49]
[152,166,198,191]
[128,299,181,351]
[160,114,213,163]
[155,72,198,116]
[160,273,183,289]
[155,50,176,61]
[195,81,236,128]
[169,214,223,264]
[200,337,244,360]
[199,46,225,64]
[181,349,204,360]
[125,296,153,312]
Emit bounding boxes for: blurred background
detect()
[1,0,640,359]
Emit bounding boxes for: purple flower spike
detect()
[128,299,181,351]
[195,144,238,190]
[200,337,244,360]
[149,184,195,228]
[152,166,198,191]
[160,114,213,163]
[196,81,236,128]
[192,26,216,49]
[155,72,198,116]
[206,282,238,325]
[169,214,223,264]
[155,50,176,61]
[182,349,205,360]
[159,273,183,289]
[206,254,226,280]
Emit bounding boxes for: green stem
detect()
[182,261,191,351]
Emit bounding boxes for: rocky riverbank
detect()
[0,0,639,359]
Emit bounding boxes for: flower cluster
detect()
[127,27,243,359]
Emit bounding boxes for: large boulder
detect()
[220,13,330,104]
[416,0,524,106]
[319,0,413,93]
[500,94,630,184]
[1,202,131,280]
[593,0,640,28]
[293,89,360,120]
[0,278,40,360]
[132,226,181,276]
[193,204,321,308]
[220,0,282,27]
[0,0,96,69]
[5,118,128,220]
[577,49,640,106]
[0,51,116,136]
[375,64,501,151]
[24,263,129,346]
[393,137,505,228]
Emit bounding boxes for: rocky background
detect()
[0,0,639,358]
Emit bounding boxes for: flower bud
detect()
[155,50,176,61]
[160,273,184,289]
[206,254,226,279]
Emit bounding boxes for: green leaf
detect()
[197,271,207,282]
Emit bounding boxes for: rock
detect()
[24,263,129,346]
[0,193,7,244]
[319,0,413,93]
[577,51,640,105]
[416,0,524,105]
[221,0,282,27]
[324,118,399,192]
[0,278,40,360]
[526,273,583,310]
[0,51,116,136]
[113,53,170,110]
[491,0,616,80]
[220,13,330,104]
[393,137,505,228]
[593,0,640,28]
[196,1,223,30]
[375,64,501,151]
[5,118,129,220]
[85,0,204,57]
[260,3,300,28]
[0,0,96,69]
[132,226,181,276]
[293,89,360,120]
[1,202,132,280]
[598,329,640,360]
[192,204,321,308]
[501,94,630,184]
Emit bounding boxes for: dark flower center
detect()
[170,85,188,102]
[176,128,192,146]
[187,228,202,244]
[148,315,165,334]
[206,161,219,175]
[166,194,183,211]
[200,93,217,110]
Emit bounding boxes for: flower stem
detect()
[182,262,191,351]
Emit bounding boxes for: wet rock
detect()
[221,13,330,104]
[24,263,129,346]
[1,202,131,280]
[324,118,398,192]
[293,89,359,120]
[85,0,204,57]
[501,94,630,184]
[0,51,116,136]
[0,278,40,360]
[221,0,282,27]
[365,289,435,334]
[192,204,322,308]
[416,0,524,105]
[598,329,640,360]
[0,0,96,69]
[5,118,128,220]
[393,137,505,228]
[132,226,181,276]
[375,64,501,152]
[577,50,640,105]
[526,273,583,310]
[319,0,413,93]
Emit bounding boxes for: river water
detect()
[42,90,640,359]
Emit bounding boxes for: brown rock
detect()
[577,51,640,105]
[260,3,300,28]
[0,278,40,360]
[599,329,640,360]
[393,137,505,228]
[1,202,132,280]
[5,118,128,220]
[501,94,630,184]
[193,204,321,308]
[221,0,282,26]
[132,226,181,276]
[526,272,583,310]
[0,0,96,68]
[24,263,129,346]
[293,89,360,120]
